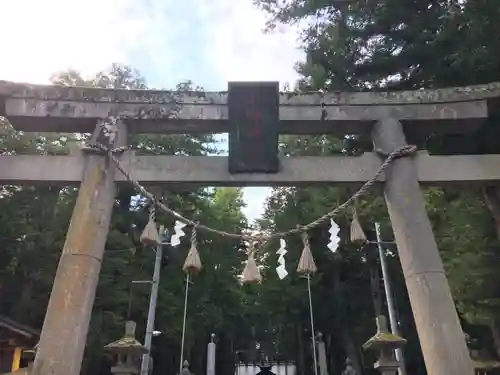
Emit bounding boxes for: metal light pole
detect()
[374,222,407,375]
[139,225,169,375]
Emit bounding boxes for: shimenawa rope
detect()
[82,141,417,242]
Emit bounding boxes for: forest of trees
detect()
[2,0,500,375]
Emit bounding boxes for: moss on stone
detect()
[3,79,500,106]
[362,331,407,351]
[473,360,500,370]
[104,335,148,355]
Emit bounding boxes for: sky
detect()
[0,0,305,221]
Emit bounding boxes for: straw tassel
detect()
[297,230,317,274]
[242,244,262,284]
[350,207,367,244]
[182,225,202,274]
[140,204,160,247]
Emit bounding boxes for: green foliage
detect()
[253,0,500,371]
[0,64,247,375]
[4,1,500,371]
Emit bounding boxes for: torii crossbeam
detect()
[2,79,499,375]
[0,151,499,186]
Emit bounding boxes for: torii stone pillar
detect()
[32,120,128,375]
[206,334,216,375]
[372,118,473,375]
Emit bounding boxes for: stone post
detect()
[316,333,328,375]
[372,118,474,375]
[340,358,356,375]
[104,321,148,375]
[180,360,193,375]
[32,119,127,375]
[363,315,406,375]
[207,334,216,375]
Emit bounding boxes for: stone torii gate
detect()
[1,80,500,375]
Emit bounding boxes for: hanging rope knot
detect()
[149,203,156,220]
[242,242,262,284]
[108,145,129,154]
[375,144,417,159]
[190,223,198,246]
[81,142,129,155]
[140,203,161,247]
[300,228,310,248]
[297,227,317,275]
[350,204,367,245]
[183,223,202,274]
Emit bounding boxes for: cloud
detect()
[122,0,304,91]
[0,0,303,88]
[0,0,304,221]
[197,0,304,88]
[0,0,147,83]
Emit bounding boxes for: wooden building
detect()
[0,315,39,374]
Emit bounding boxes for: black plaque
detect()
[228,81,280,174]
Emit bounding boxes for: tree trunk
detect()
[489,319,500,360]
[341,327,363,375]
[325,334,335,375]
[298,323,305,375]
[333,275,363,375]
[12,277,33,322]
[369,261,383,317]
[483,187,500,360]
[483,186,500,239]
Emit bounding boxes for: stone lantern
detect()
[180,360,193,375]
[362,315,406,375]
[104,321,148,375]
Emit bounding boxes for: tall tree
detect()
[0,64,249,375]
[254,0,500,369]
